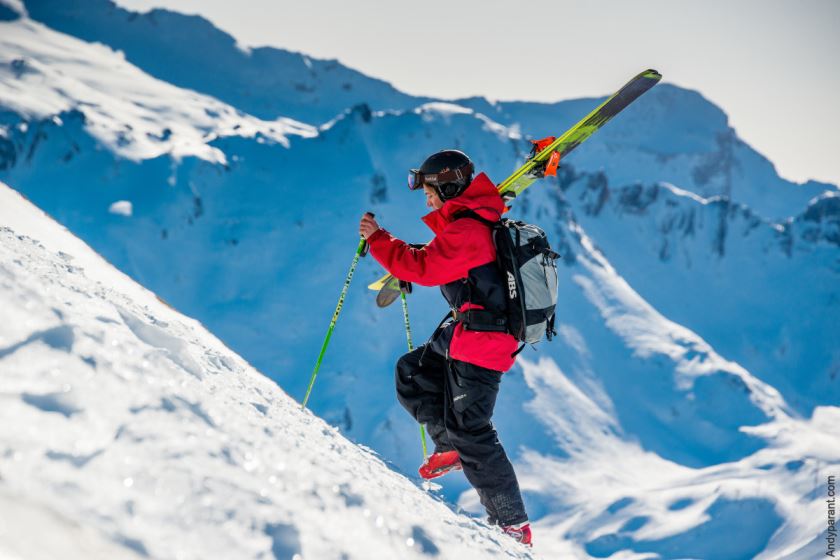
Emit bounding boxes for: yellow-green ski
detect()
[497,69,661,199]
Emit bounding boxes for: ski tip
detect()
[641,68,662,81]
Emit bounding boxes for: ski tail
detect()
[372,274,402,308]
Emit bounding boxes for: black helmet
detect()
[408,149,474,201]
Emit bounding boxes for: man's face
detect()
[423,185,444,210]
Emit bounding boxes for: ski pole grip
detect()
[360,212,375,257]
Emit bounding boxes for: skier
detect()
[358,149,532,546]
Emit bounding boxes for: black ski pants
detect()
[395,344,528,526]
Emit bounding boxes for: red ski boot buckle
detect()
[529,136,556,156]
[529,136,560,177]
[544,150,560,177]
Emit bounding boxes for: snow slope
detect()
[0,181,535,559]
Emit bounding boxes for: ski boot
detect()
[418,450,462,480]
[502,522,532,547]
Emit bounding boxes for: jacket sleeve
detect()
[367,221,495,287]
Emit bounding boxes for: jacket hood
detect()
[422,173,505,235]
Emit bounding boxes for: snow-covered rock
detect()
[108,199,133,216]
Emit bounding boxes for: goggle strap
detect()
[426,162,473,186]
[408,162,474,190]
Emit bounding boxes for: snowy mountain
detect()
[23,0,425,124]
[533,171,840,414]
[0,181,534,559]
[457,87,835,220]
[2,1,839,558]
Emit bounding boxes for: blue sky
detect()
[116,0,840,187]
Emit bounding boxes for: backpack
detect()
[455,210,559,346]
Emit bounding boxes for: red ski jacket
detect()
[367,173,518,372]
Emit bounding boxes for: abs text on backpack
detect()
[455,210,559,345]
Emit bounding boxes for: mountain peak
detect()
[23,0,425,124]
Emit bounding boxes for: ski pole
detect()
[400,290,428,459]
[302,218,372,409]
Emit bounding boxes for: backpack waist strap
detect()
[452,308,509,333]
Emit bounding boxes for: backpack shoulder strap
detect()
[452,208,501,227]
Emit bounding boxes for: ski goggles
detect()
[407,162,474,191]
